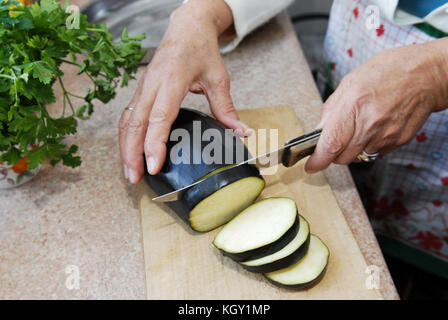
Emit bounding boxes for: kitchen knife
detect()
[151,129,322,202]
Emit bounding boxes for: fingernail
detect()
[304,166,317,174]
[234,128,245,137]
[243,127,254,137]
[123,165,129,179]
[146,156,156,175]
[305,168,317,174]
[235,128,253,137]
[235,121,253,137]
[129,169,139,184]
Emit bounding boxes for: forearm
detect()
[171,0,234,38]
[424,37,448,111]
[173,0,294,53]
[221,0,294,52]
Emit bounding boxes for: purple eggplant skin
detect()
[219,213,300,262]
[264,265,328,291]
[182,164,262,209]
[241,231,311,274]
[143,108,264,231]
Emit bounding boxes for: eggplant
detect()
[213,198,300,262]
[240,215,310,273]
[264,234,329,289]
[144,108,265,232]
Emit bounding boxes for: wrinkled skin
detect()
[305,40,448,173]
[119,0,249,183]
[119,0,448,183]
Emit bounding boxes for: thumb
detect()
[206,74,251,137]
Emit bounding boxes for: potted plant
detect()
[0,0,146,188]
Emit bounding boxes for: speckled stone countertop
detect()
[0,2,398,299]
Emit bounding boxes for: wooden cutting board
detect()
[138,106,383,299]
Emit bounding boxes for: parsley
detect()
[0,0,146,168]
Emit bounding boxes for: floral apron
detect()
[323,0,448,278]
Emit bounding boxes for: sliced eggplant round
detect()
[240,215,310,273]
[189,175,265,232]
[144,108,264,232]
[264,234,329,290]
[213,198,299,262]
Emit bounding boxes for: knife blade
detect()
[151,129,322,202]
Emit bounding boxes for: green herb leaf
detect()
[40,0,59,13]
[0,0,145,168]
[27,61,53,84]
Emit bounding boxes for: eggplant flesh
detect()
[264,234,329,289]
[213,198,299,262]
[241,215,310,273]
[144,108,264,232]
[190,176,265,232]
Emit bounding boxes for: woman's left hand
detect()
[305,38,448,173]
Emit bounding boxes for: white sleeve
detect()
[220,0,294,53]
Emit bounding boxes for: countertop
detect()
[0,1,399,299]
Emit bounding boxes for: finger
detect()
[119,109,132,179]
[333,141,365,165]
[363,128,404,158]
[363,139,391,157]
[119,76,145,179]
[332,123,372,165]
[129,71,145,107]
[358,140,392,163]
[189,82,206,95]
[305,107,356,173]
[365,107,431,158]
[144,82,187,175]
[120,75,158,183]
[205,73,251,137]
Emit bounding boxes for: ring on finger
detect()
[357,150,379,162]
[124,106,135,111]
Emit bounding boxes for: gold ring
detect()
[357,150,379,162]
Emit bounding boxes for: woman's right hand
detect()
[119,0,250,184]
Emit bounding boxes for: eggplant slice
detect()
[144,108,264,232]
[265,234,329,289]
[241,215,310,273]
[190,176,265,232]
[213,198,299,262]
